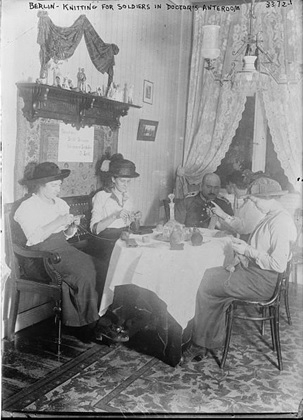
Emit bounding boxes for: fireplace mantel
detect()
[17,82,140,130]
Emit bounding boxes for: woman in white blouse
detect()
[190,180,297,360]
[14,161,126,343]
[89,154,140,262]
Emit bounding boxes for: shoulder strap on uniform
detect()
[185,191,199,198]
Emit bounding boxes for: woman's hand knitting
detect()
[118,209,130,224]
[62,214,79,238]
[231,237,248,255]
[59,213,74,229]
[231,237,259,260]
[210,202,228,220]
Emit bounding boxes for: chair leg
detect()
[269,306,276,352]
[57,318,62,355]
[8,289,20,342]
[271,306,283,371]
[221,305,234,369]
[284,279,292,326]
[54,298,62,355]
[261,307,266,336]
[294,263,298,285]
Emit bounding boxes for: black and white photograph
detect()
[137,119,159,141]
[1,0,303,418]
[143,79,154,104]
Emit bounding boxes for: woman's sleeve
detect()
[14,201,45,245]
[90,192,107,231]
[14,198,70,246]
[56,198,70,215]
[247,217,295,273]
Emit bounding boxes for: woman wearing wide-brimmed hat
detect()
[88,154,141,341]
[210,177,289,235]
[14,161,109,343]
[90,153,140,236]
[89,154,140,258]
[189,180,297,359]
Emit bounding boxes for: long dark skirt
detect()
[29,232,100,327]
[86,227,127,274]
[192,263,278,349]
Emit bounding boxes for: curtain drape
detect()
[176,0,302,198]
[37,12,119,90]
[258,0,303,188]
[261,82,302,188]
[175,6,249,198]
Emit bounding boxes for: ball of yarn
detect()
[191,230,203,246]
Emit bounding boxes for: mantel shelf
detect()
[16,82,141,130]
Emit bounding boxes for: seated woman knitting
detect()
[89,153,141,266]
[14,161,127,344]
[189,180,297,361]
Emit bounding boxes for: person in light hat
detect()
[14,162,109,343]
[210,178,288,235]
[189,179,297,360]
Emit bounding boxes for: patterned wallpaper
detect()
[15,97,118,199]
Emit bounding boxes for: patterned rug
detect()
[3,285,303,416]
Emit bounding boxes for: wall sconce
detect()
[201,25,220,70]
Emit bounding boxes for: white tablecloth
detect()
[99,230,234,329]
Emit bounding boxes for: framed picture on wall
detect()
[137,119,159,141]
[143,80,153,104]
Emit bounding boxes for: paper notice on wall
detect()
[58,124,94,162]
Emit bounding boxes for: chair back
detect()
[3,200,63,343]
[267,264,291,307]
[4,201,26,278]
[62,195,92,244]
[5,201,53,282]
[4,200,63,284]
[221,261,292,371]
[232,261,291,309]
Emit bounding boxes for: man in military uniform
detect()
[174,173,234,229]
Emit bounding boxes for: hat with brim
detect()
[19,162,70,185]
[109,159,140,178]
[247,178,288,198]
[251,191,288,198]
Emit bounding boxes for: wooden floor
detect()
[1,318,99,402]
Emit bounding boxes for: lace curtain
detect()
[258,0,303,188]
[175,1,303,198]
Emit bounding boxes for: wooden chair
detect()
[259,258,292,334]
[280,265,292,326]
[4,200,64,354]
[220,262,291,371]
